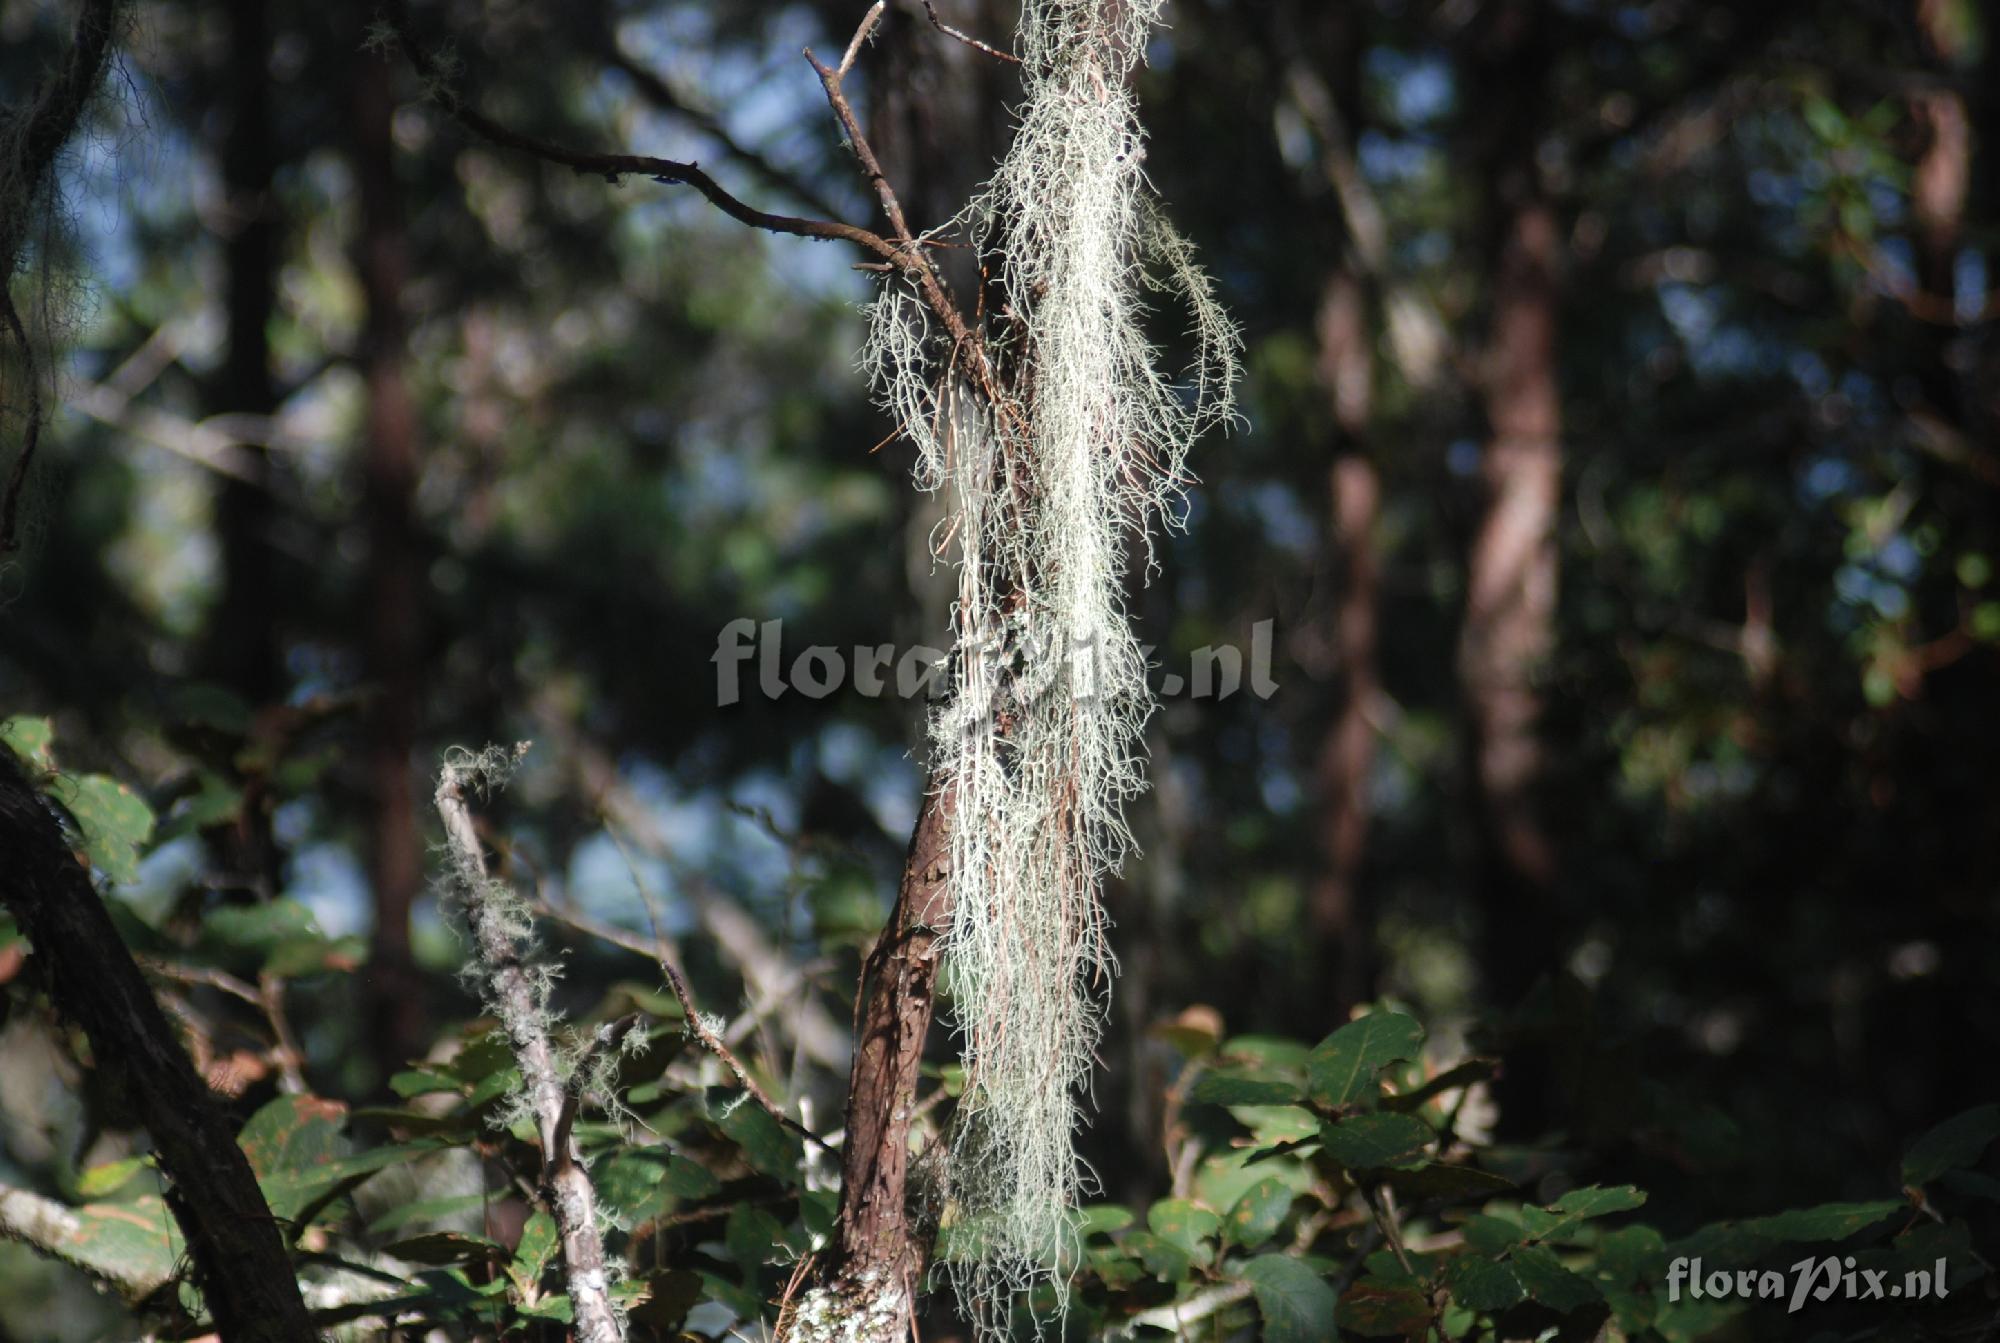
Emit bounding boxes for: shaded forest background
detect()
[0,0,1997,1337]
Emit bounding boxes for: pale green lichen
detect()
[859,1,1239,1336]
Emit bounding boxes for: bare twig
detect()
[1362,1183,1416,1277]
[655,950,833,1152]
[590,30,848,220]
[137,958,308,1094]
[559,731,850,1069]
[921,1,1020,65]
[553,1013,640,1160]
[1122,1280,1252,1335]
[802,25,1017,429]
[435,749,624,1343]
[379,1,914,271]
[839,2,888,77]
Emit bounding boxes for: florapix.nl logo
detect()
[1667,1255,1950,1313]
[710,618,1279,706]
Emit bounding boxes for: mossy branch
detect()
[434,744,624,1343]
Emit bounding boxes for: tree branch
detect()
[921,1,1021,65]
[0,748,313,1341]
[589,30,849,221]
[434,748,624,1343]
[377,1,915,270]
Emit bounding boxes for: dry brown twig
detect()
[921,1,1021,65]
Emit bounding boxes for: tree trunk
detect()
[1460,2,1562,1030]
[351,36,428,1078]
[1310,269,1380,1014]
[202,0,283,901]
[789,783,953,1339]
[0,751,313,1342]
[1909,0,1972,430]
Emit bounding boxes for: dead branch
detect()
[435,749,624,1343]
[921,1,1021,65]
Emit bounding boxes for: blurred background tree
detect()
[0,0,1995,1337]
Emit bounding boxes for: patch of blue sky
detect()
[1365,47,1454,127]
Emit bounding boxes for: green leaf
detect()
[1224,1178,1293,1249]
[1519,1185,1647,1244]
[658,1154,722,1201]
[466,1065,522,1111]
[1903,1105,2000,1186]
[240,1094,431,1221]
[1221,1036,1314,1070]
[1125,1230,1194,1282]
[1190,1070,1304,1107]
[9,1193,182,1297]
[509,1210,558,1296]
[1460,1213,1527,1255]
[263,932,366,978]
[169,683,254,734]
[1444,1253,1525,1312]
[1241,1254,1338,1343]
[1088,1243,1145,1291]
[202,899,323,964]
[367,1193,491,1235]
[517,1292,574,1322]
[156,771,244,842]
[1307,1013,1426,1110]
[74,1156,150,1199]
[446,1032,515,1083]
[1077,1204,1135,1238]
[1146,1198,1221,1257]
[1319,1112,1433,1171]
[1382,1162,1514,1203]
[240,1095,348,1214]
[1803,95,1847,144]
[1594,1224,1668,1286]
[387,1231,505,1266]
[1337,1275,1431,1338]
[1511,1244,1601,1313]
[1941,1169,2000,1203]
[800,1187,838,1243]
[1232,1103,1320,1143]
[717,1097,803,1180]
[1741,1200,1902,1243]
[0,716,54,770]
[725,1204,785,1284]
[49,774,155,885]
[390,1069,462,1099]
[597,1149,719,1223]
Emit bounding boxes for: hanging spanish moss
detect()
[863,0,1239,1332]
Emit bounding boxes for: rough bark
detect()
[803,782,954,1332]
[0,751,313,1342]
[352,34,429,1077]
